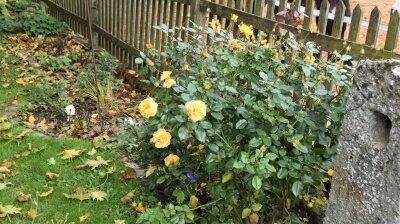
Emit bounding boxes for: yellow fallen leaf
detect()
[90,190,107,201]
[79,213,91,222]
[86,148,96,156]
[16,79,26,86]
[133,202,146,213]
[39,187,54,198]
[22,209,38,220]
[40,118,46,124]
[28,115,35,125]
[57,149,84,160]
[103,134,110,141]
[114,220,126,224]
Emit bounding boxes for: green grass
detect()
[0,135,138,223]
[0,36,144,223]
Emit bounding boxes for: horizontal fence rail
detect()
[38,0,400,67]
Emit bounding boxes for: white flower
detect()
[65,105,76,116]
[124,117,135,126]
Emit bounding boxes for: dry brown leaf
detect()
[2,160,16,169]
[46,172,59,179]
[0,166,10,173]
[120,191,135,204]
[16,193,31,202]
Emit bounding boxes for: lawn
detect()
[0,35,143,223]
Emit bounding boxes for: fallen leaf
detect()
[102,134,110,141]
[86,148,96,156]
[63,193,91,201]
[79,213,91,222]
[108,110,118,116]
[57,149,84,160]
[0,204,22,218]
[114,220,126,224]
[0,182,12,191]
[133,202,146,213]
[16,193,31,202]
[16,79,26,86]
[120,191,135,204]
[90,190,107,201]
[2,160,16,169]
[0,122,12,132]
[39,187,54,198]
[46,172,59,179]
[28,115,36,125]
[15,130,30,143]
[22,209,38,220]
[0,166,10,173]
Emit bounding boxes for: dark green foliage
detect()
[0,0,68,36]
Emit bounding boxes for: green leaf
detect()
[211,112,224,120]
[156,176,166,184]
[178,126,189,140]
[134,57,144,64]
[206,153,216,163]
[265,164,276,173]
[233,161,245,169]
[241,208,251,218]
[195,129,206,143]
[291,181,303,197]
[265,153,278,161]
[249,138,262,148]
[251,203,263,212]
[277,168,288,179]
[252,176,262,190]
[235,119,247,129]
[187,83,197,95]
[173,189,185,203]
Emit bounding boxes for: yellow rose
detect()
[304,55,316,63]
[139,97,158,118]
[231,14,238,23]
[150,129,172,148]
[239,24,253,39]
[185,100,207,122]
[163,78,176,88]
[164,154,180,167]
[160,71,172,81]
[327,169,334,177]
[189,195,198,208]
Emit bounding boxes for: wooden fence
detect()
[38,0,400,67]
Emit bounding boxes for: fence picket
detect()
[365,6,381,46]
[348,4,362,43]
[384,11,400,51]
[303,0,314,31]
[317,0,329,34]
[331,0,345,38]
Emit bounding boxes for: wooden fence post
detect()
[191,0,206,27]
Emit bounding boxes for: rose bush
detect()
[120,18,353,223]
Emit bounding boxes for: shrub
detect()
[123,21,353,223]
[0,0,68,36]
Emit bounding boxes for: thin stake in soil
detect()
[85,0,104,131]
